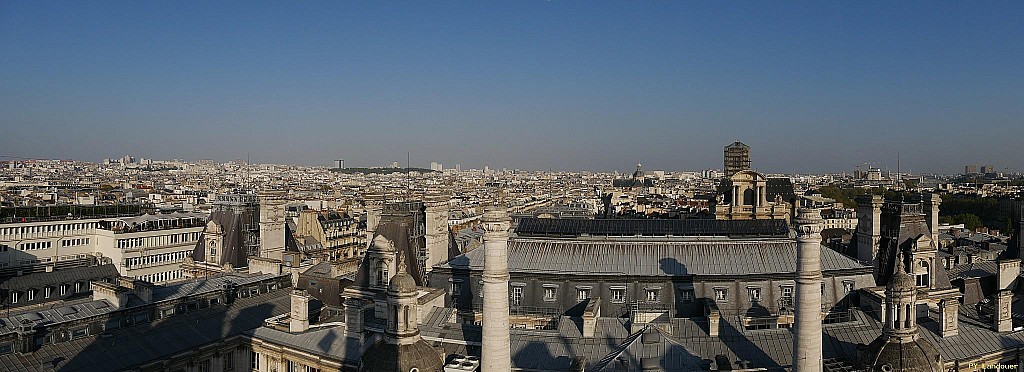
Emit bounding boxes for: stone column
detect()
[481,206,511,372]
[793,208,823,372]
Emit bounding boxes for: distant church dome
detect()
[632,163,645,180]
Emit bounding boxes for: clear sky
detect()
[1,1,1022,174]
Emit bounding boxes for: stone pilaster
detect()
[481,206,511,372]
[996,290,1013,333]
[793,208,823,372]
[290,290,310,333]
[939,298,959,337]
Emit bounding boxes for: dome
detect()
[359,339,444,372]
[888,265,917,293]
[389,272,417,294]
[860,336,942,372]
[632,163,645,179]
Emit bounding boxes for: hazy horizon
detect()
[2,2,1023,174]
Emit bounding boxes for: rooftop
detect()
[514,217,790,238]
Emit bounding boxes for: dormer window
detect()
[916,260,930,287]
[375,261,387,287]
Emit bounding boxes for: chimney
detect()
[998,259,1020,291]
[706,301,721,337]
[15,320,37,355]
[996,290,1013,332]
[290,289,310,332]
[221,280,237,305]
[581,298,601,338]
[939,298,959,337]
[91,281,128,309]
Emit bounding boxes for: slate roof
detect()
[150,272,282,302]
[439,238,868,276]
[417,305,1024,371]
[246,325,356,360]
[0,264,119,291]
[0,289,290,372]
[515,217,790,238]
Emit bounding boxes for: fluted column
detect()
[793,208,823,372]
[481,206,511,372]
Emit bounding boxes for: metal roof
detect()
[514,218,790,238]
[440,238,868,276]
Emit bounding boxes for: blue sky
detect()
[1,1,1022,173]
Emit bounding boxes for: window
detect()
[645,289,659,302]
[10,292,18,304]
[747,287,761,302]
[781,286,794,299]
[714,288,728,302]
[576,287,591,301]
[450,280,462,295]
[610,287,626,303]
[27,289,36,301]
[60,285,67,296]
[679,289,694,303]
[44,287,52,299]
[375,261,387,287]
[843,281,855,294]
[251,351,260,369]
[916,260,930,287]
[543,286,557,302]
[510,285,524,306]
[75,282,82,293]
[224,350,234,370]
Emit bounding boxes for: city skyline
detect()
[3,2,1023,173]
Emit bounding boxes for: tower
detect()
[423,195,449,273]
[793,208,823,372]
[724,141,751,177]
[481,206,511,372]
[861,251,942,371]
[855,194,883,267]
[358,261,444,371]
[259,192,287,260]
